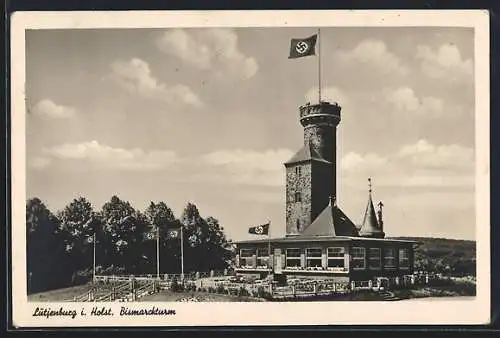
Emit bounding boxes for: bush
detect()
[170,277,185,293]
[216,284,225,294]
[238,287,250,297]
[256,286,268,298]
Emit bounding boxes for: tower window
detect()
[294,192,302,202]
[296,219,300,232]
[295,166,302,176]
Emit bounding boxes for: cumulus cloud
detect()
[341,139,474,188]
[384,87,444,117]
[200,148,294,186]
[27,156,52,170]
[397,139,474,170]
[341,152,388,172]
[335,39,408,75]
[155,28,258,80]
[107,58,202,107]
[42,140,180,171]
[305,86,348,105]
[31,99,76,119]
[416,43,473,84]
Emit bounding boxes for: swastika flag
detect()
[167,228,181,239]
[248,223,270,235]
[288,34,317,59]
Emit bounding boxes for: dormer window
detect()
[294,192,302,202]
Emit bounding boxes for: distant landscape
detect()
[391,237,476,276]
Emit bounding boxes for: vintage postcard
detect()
[10,10,490,327]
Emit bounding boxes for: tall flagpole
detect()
[317,28,322,103]
[156,226,160,279]
[180,224,184,283]
[92,232,96,283]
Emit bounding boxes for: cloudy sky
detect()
[25,27,475,241]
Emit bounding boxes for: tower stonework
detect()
[284,102,342,236]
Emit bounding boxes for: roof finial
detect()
[329,195,336,207]
[368,177,372,194]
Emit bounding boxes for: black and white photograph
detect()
[10,10,490,327]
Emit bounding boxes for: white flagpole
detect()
[180,225,184,283]
[93,232,96,283]
[317,28,322,103]
[156,226,160,279]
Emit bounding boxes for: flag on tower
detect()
[144,231,156,240]
[248,223,270,235]
[288,34,317,59]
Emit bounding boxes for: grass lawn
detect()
[393,282,476,300]
[139,290,264,302]
[28,284,93,302]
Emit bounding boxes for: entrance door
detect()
[274,248,282,274]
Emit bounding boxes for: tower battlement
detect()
[299,101,341,127]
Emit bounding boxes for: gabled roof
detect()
[284,143,331,165]
[358,189,385,238]
[299,202,359,237]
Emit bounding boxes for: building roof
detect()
[299,202,359,237]
[234,236,419,245]
[358,181,385,238]
[284,143,331,165]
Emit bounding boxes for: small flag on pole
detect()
[248,223,270,235]
[288,34,317,59]
[167,228,181,239]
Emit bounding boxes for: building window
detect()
[257,248,270,268]
[368,248,381,270]
[327,247,345,268]
[295,166,302,176]
[352,247,366,270]
[240,249,255,268]
[296,219,300,232]
[306,248,322,268]
[399,248,410,269]
[285,248,301,268]
[294,192,302,202]
[384,248,397,269]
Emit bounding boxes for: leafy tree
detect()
[180,203,232,272]
[26,198,68,293]
[144,201,182,274]
[100,196,137,269]
[58,197,101,276]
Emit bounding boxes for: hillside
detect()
[391,237,476,276]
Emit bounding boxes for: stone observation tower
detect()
[284,101,342,236]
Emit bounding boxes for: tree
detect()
[180,203,233,272]
[26,198,68,293]
[58,197,101,276]
[144,201,182,274]
[100,196,149,272]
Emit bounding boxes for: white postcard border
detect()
[10,10,490,327]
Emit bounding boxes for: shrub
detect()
[238,287,250,297]
[216,284,225,294]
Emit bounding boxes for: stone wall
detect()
[285,162,312,235]
[304,124,335,162]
